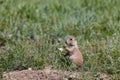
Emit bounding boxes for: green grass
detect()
[0,0,120,79]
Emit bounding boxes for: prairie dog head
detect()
[64,36,77,47]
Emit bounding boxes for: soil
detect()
[2,68,111,80]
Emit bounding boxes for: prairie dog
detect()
[64,36,83,68]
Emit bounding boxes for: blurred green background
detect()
[0,0,120,79]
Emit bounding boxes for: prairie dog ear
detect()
[74,38,77,41]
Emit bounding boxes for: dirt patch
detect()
[2,68,111,80]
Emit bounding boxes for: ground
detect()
[2,68,111,80]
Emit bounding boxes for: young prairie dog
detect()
[64,36,83,68]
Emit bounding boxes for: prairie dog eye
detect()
[69,38,73,41]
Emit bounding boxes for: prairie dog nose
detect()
[65,41,67,44]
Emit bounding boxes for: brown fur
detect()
[64,36,83,67]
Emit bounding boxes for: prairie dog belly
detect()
[70,55,78,59]
[69,52,83,60]
[70,54,83,67]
